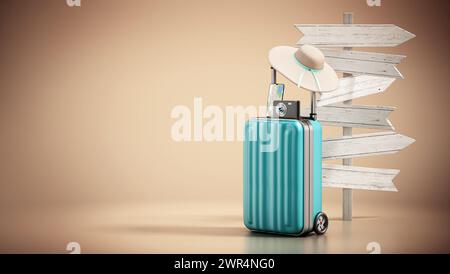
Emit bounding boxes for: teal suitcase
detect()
[243,94,328,236]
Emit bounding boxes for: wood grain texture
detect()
[322,131,415,160]
[302,104,395,130]
[321,49,406,64]
[317,75,396,106]
[322,49,404,78]
[296,24,416,47]
[323,164,399,192]
[341,13,353,221]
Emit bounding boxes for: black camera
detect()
[273,100,300,119]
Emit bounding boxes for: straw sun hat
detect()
[269,45,339,92]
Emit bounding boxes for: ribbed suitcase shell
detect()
[243,118,322,235]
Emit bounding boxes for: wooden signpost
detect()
[341,13,354,221]
[321,49,406,65]
[322,49,405,79]
[316,75,395,107]
[302,104,395,130]
[322,132,415,160]
[323,164,399,192]
[295,24,416,47]
[296,13,416,220]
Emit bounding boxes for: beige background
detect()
[0,0,449,253]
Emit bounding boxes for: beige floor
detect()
[0,201,448,254]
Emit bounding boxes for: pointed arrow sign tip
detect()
[296,24,416,47]
[323,131,415,160]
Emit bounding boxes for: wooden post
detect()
[342,12,353,221]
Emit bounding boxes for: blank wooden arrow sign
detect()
[323,164,399,192]
[302,104,395,130]
[317,75,396,107]
[322,49,405,78]
[322,49,406,64]
[323,131,415,160]
[295,24,416,47]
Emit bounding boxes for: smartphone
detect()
[266,84,285,117]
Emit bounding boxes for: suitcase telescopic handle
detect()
[270,67,277,84]
[270,67,317,121]
[310,92,317,120]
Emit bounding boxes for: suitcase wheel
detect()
[313,212,328,235]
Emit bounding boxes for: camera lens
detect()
[275,103,287,117]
